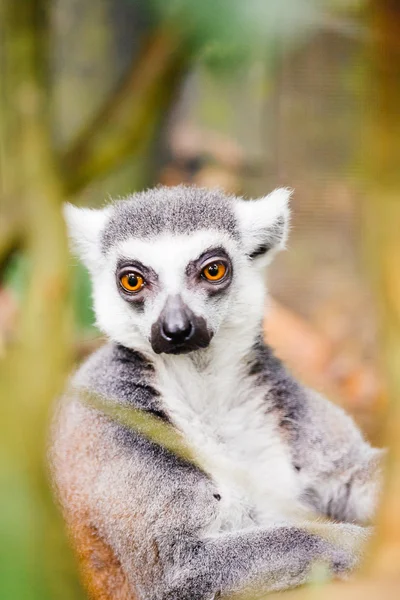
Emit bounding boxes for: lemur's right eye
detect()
[202,262,227,282]
[119,272,145,293]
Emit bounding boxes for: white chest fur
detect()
[155,350,304,532]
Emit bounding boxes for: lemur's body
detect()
[51,186,382,600]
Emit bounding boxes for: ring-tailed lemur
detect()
[51,185,383,600]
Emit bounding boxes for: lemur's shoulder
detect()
[73,342,168,420]
[59,342,205,482]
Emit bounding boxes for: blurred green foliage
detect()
[148,0,358,70]
[4,254,97,332]
[72,263,97,332]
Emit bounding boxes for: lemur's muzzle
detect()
[150,295,212,354]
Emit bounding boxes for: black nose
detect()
[151,295,212,354]
[162,320,193,343]
[161,296,194,344]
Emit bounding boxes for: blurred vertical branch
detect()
[0,0,80,598]
[362,0,400,577]
[0,0,72,447]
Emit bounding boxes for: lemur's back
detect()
[52,393,133,599]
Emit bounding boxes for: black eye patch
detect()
[115,258,158,309]
[186,247,231,276]
[116,258,158,283]
[185,247,233,296]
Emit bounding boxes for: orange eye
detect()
[202,262,227,282]
[120,272,145,293]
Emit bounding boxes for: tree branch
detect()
[0,201,21,274]
[61,29,188,196]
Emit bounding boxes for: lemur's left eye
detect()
[202,262,227,282]
[119,272,145,293]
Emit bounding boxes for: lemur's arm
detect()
[162,523,364,600]
[53,395,367,600]
[296,389,384,525]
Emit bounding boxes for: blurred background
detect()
[1,1,399,599]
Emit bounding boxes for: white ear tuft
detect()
[235,188,292,264]
[63,203,112,271]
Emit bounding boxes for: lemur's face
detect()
[65,186,290,355]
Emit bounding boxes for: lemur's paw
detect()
[305,522,371,571]
[333,523,372,560]
[328,547,357,577]
[311,541,358,581]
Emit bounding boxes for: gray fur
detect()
[247,337,308,438]
[51,185,382,600]
[76,343,169,421]
[52,338,377,599]
[101,186,239,253]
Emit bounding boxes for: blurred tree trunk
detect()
[362,0,400,577]
[0,1,81,598]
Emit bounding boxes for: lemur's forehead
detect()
[101,185,239,253]
[115,229,239,280]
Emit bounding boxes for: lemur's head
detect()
[65,186,290,355]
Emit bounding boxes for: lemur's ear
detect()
[235,188,291,265]
[63,203,112,271]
